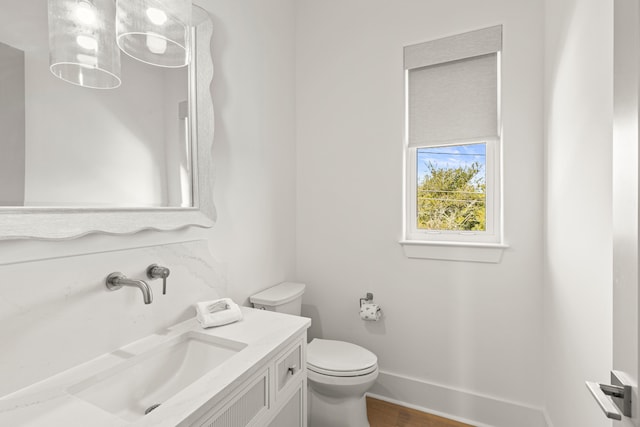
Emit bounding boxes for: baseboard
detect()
[368,370,548,427]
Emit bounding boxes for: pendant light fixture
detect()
[48,0,121,89]
[116,0,192,68]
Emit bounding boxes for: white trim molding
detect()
[399,240,508,263]
[369,370,548,427]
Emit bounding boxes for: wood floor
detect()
[366,397,475,427]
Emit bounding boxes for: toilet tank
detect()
[249,282,306,315]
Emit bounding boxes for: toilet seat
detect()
[308,363,377,377]
[307,339,378,377]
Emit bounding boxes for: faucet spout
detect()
[106,272,153,304]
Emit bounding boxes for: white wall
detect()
[198,0,297,306]
[0,0,297,396]
[295,0,545,425]
[543,0,613,426]
[0,42,25,206]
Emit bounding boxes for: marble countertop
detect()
[0,307,311,427]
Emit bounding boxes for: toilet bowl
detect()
[249,283,379,427]
[307,338,378,427]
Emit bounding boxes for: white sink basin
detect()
[68,331,246,421]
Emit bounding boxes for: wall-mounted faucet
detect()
[106,272,153,305]
[146,264,170,295]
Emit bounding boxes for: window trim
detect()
[401,26,505,251]
[398,240,508,263]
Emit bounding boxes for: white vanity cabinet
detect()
[190,333,307,427]
[0,309,310,427]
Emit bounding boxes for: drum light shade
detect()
[116,0,191,68]
[48,0,121,89]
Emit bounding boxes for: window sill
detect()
[399,240,508,263]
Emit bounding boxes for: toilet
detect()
[250,282,379,427]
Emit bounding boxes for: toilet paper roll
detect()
[360,303,382,321]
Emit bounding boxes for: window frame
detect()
[402,30,504,247]
[405,138,501,244]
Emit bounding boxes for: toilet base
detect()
[308,386,369,427]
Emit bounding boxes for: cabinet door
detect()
[195,369,269,427]
[267,385,303,427]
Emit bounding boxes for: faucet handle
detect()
[147,264,170,295]
[106,272,125,290]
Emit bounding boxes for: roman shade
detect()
[404,25,502,147]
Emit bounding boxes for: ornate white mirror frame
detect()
[0,7,215,240]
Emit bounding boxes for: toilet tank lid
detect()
[250,282,306,306]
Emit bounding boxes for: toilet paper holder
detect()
[359,293,374,307]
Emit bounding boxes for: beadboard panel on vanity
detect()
[0,240,227,396]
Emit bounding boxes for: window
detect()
[403,26,502,245]
[416,143,487,231]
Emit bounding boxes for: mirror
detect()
[0,2,215,239]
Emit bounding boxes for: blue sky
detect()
[417,143,486,184]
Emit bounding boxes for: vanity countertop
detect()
[0,307,311,427]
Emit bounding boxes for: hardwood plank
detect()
[366,397,475,427]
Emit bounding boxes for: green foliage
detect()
[417,161,486,231]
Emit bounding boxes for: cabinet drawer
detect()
[275,341,302,395]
